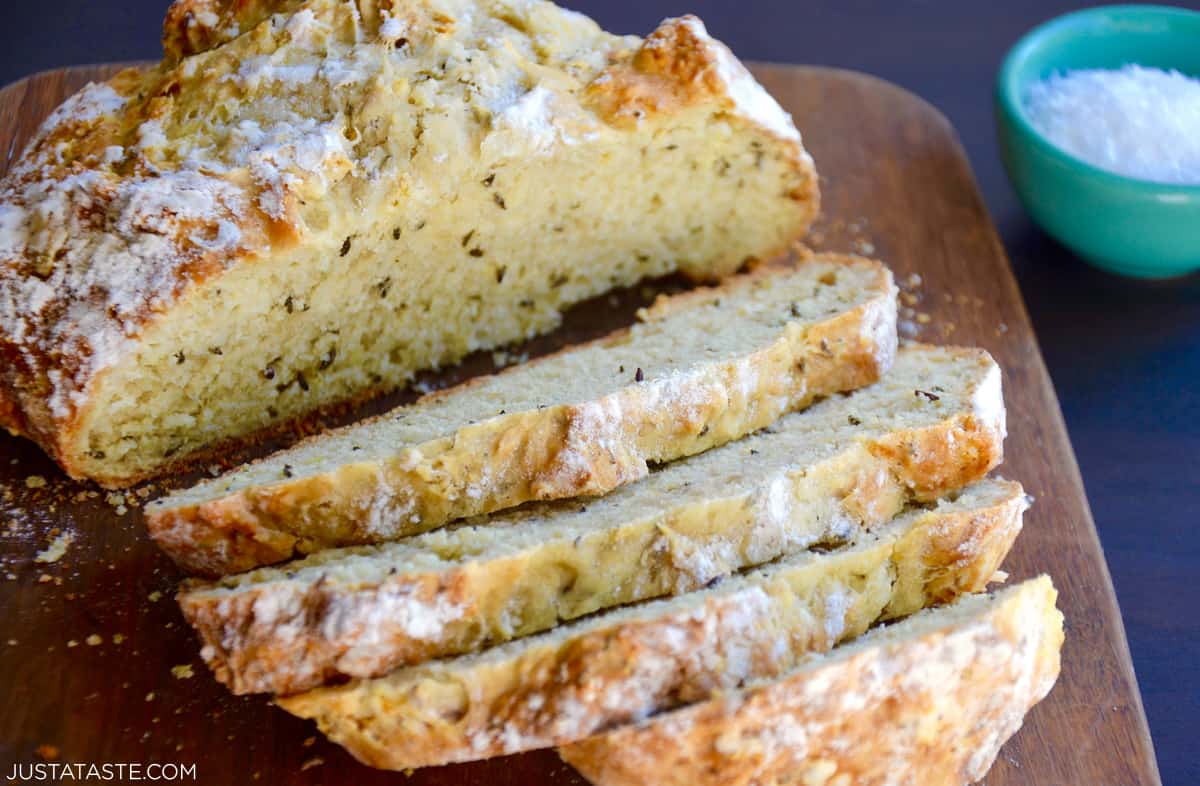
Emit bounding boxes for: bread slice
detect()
[0,2,820,487]
[178,344,1004,696]
[276,478,1025,768]
[148,255,897,576]
[560,576,1064,786]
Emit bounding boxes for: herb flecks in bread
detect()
[0,0,818,486]
[148,256,896,575]
[177,345,1004,696]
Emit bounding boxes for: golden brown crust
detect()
[559,578,1064,786]
[162,0,300,63]
[276,479,1026,769]
[585,16,722,127]
[0,384,25,438]
[148,257,895,576]
[0,59,278,471]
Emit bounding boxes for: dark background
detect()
[2,1,1197,782]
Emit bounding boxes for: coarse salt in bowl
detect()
[997,5,1200,278]
[1025,65,1200,185]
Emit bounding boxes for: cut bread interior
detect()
[0,0,819,486]
[178,344,1004,696]
[560,577,1064,786]
[277,478,1026,769]
[148,255,897,575]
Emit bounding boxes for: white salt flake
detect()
[1025,65,1200,184]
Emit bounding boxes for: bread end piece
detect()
[560,576,1063,786]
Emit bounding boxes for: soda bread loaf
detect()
[179,344,1005,695]
[276,478,1026,768]
[0,0,819,487]
[148,256,897,576]
[560,577,1064,786]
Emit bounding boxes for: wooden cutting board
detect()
[0,63,1161,785]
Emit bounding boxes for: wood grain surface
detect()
[0,64,1161,785]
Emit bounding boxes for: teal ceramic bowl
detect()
[997,5,1200,278]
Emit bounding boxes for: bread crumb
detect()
[905,272,923,288]
[25,476,47,489]
[112,634,126,645]
[7,638,17,646]
[38,573,53,583]
[300,757,324,771]
[67,640,78,648]
[34,531,73,563]
[991,570,1010,584]
[85,634,102,646]
[916,313,931,324]
[171,664,195,679]
[148,590,163,602]
[145,692,155,701]
[303,736,316,747]
[34,744,59,761]
[105,492,129,515]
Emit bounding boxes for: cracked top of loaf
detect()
[0,0,807,457]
